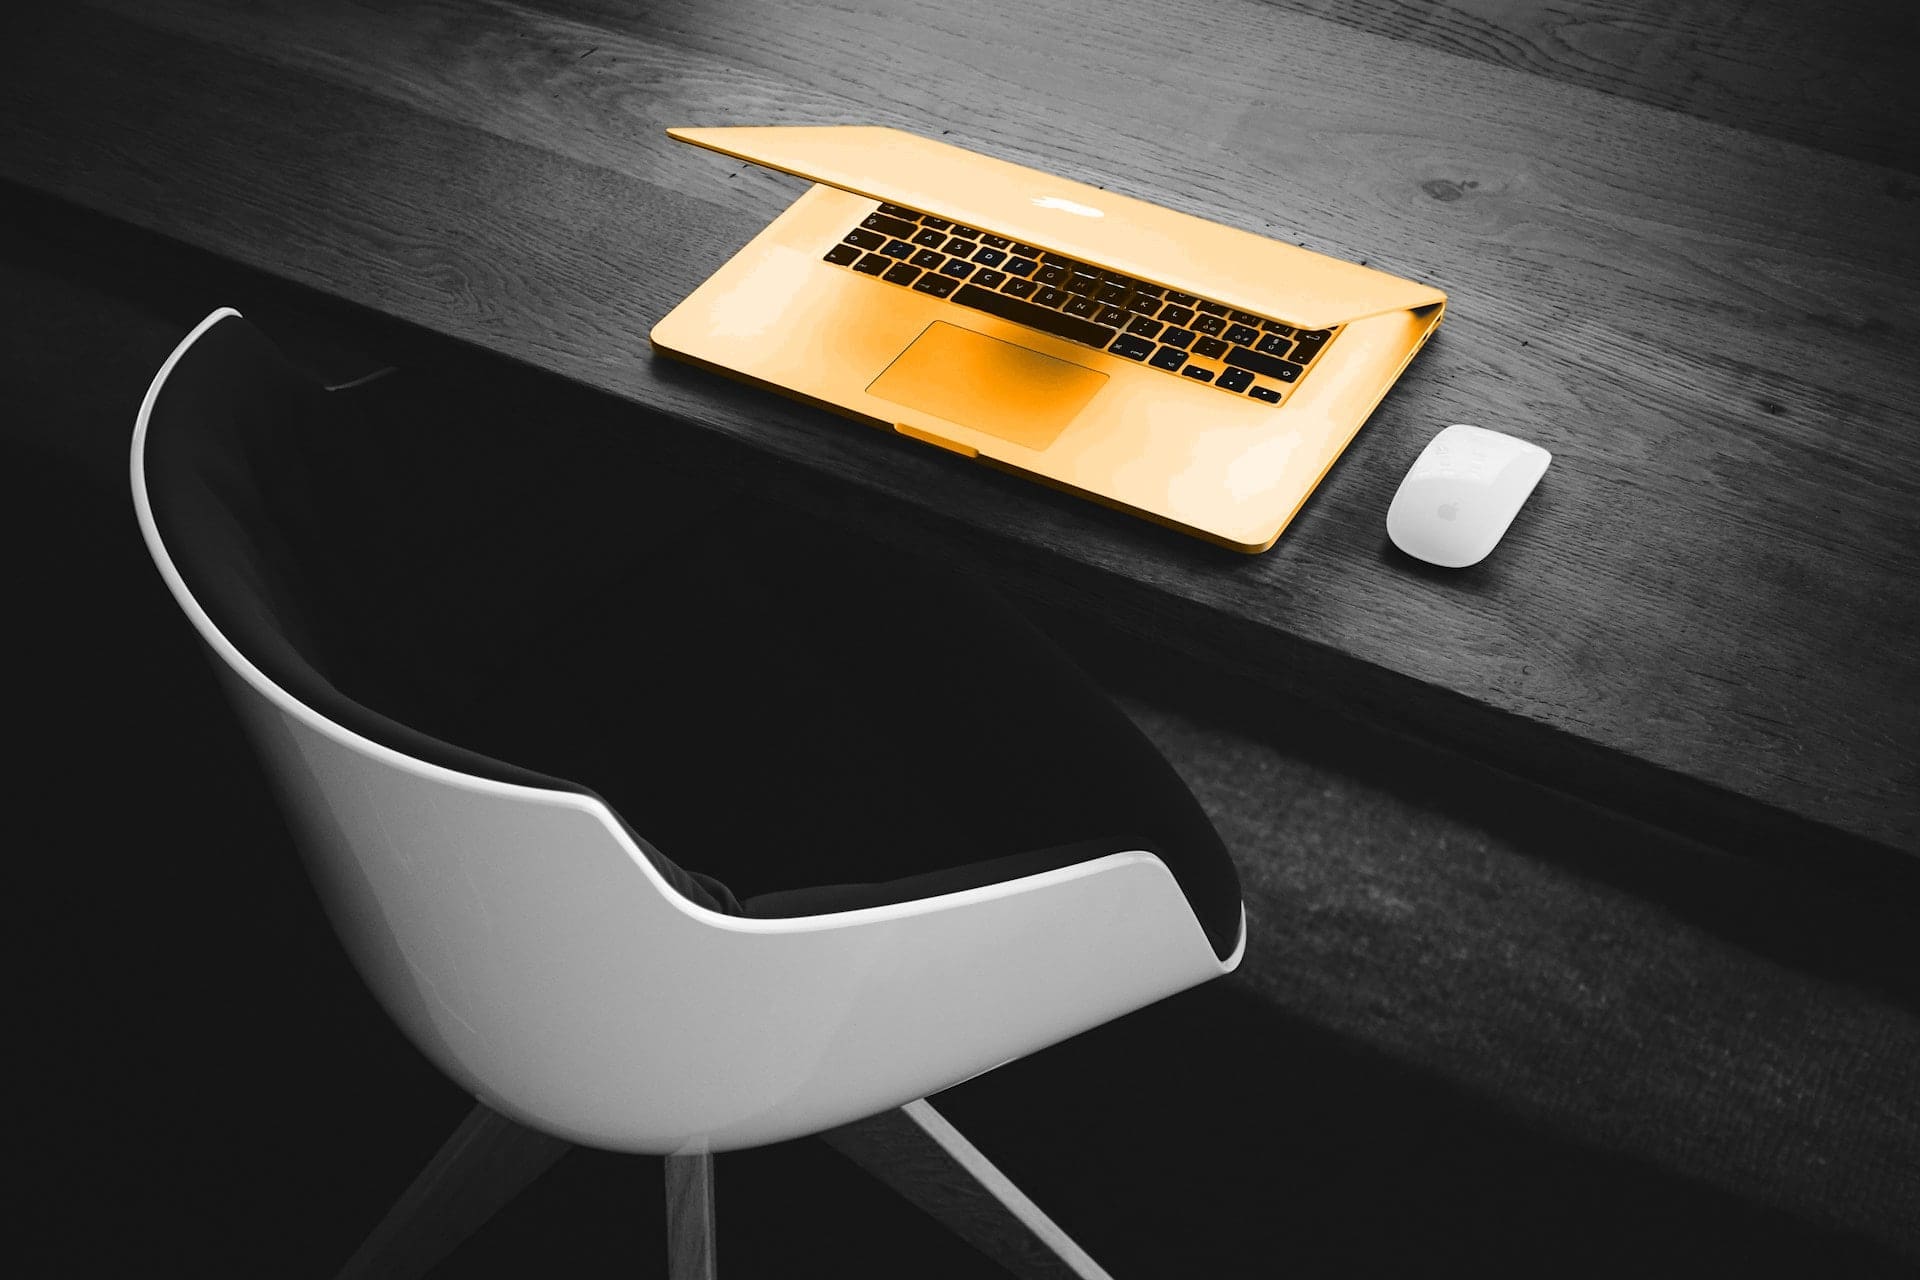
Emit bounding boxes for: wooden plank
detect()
[663,1152,717,1280]
[958,673,1920,1264]
[1253,0,1920,172]
[2,2,1914,860]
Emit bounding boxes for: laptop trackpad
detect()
[867,322,1107,452]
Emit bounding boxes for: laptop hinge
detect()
[894,422,979,458]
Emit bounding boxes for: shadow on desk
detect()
[8,494,1910,1273]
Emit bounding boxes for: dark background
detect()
[8,183,1918,1277]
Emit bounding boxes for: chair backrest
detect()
[133,310,1236,1154]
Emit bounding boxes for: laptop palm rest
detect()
[868,322,1107,452]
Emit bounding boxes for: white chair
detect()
[132,308,1245,1278]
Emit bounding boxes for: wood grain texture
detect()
[1002,670,1920,1264]
[1259,0,1920,172]
[664,1152,717,1280]
[1,1,1914,860]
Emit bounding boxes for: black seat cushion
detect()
[141,314,1241,957]
[142,315,744,913]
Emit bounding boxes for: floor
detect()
[9,195,1917,1277]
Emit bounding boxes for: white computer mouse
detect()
[1386,424,1551,568]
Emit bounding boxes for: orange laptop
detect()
[651,126,1446,552]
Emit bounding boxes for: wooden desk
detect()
[3,0,1915,862]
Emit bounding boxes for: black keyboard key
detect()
[1256,333,1293,358]
[1035,264,1068,286]
[1181,365,1214,382]
[824,243,862,266]
[1064,295,1099,318]
[1224,345,1304,381]
[1127,294,1161,315]
[1193,336,1229,358]
[1011,242,1042,257]
[972,246,1006,267]
[1108,333,1155,361]
[980,234,1011,249]
[862,213,917,239]
[1290,329,1332,362]
[878,202,920,219]
[919,215,952,231]
[940,259,975,279]
[1149,345,1187,371]
[913,228,948,248]
[853,253,891,275]
[1003,277,1038,298]
[1160,304,1195,327]
[1261,319,1295,335]
[1134,284,1165,299]
[844,227,885,250]
[1161,326,1196,349]
[1034,286,1069,308]
[1066,271,1099,296]
[1248,385,1283,403]
[950,225,982,239]
[883,262,920,286]
[1041,252,1073,264]
[944,236,976,255]
[1217,367,1254,392]
[1127,315,1163,338]
[1003,257,1039,277]
[973,268,1007,290]
[1224,324,1259,346]
[913,272,958,298]
[951,283,1120,348]
[1166,290,1198,306]
[1095,281,1130,305]
[1196,301,1228,316]
[911,249,945,270]
[1096,304,1129,327]
[1192,314,1226,335]
[881,239,914,259]
[1230,310,1262,325]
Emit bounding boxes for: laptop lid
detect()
[668,125,1445,331]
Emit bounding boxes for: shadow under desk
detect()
[5,221,1916,1276]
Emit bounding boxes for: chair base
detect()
[336,1099,1110,1279]
[821,1099,1113,1280]
[334,1103,572,1280]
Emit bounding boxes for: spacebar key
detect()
[951,284,1118,349]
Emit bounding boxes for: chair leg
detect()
[664,1151,717,1280]
[819,1099,1114,1280]
[334,1101,572,1280]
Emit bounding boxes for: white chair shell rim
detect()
[129,306,1248,950]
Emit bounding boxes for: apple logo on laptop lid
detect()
[1032,195,1104,218]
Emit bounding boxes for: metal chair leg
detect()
[820,1099,1113,1280]
[334,1101,571,1280]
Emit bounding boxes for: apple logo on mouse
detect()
[1437,501,1459,522]
[1032,195,1104,218]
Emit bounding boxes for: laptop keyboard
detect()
[822,203,1337,406]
